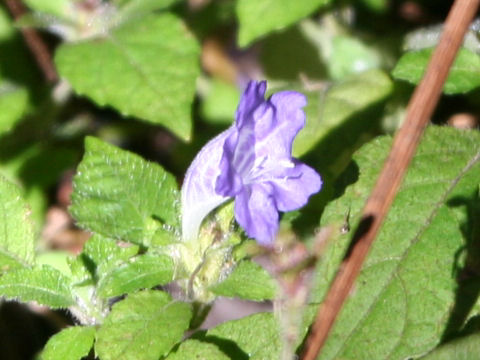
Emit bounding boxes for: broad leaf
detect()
[115,0,180,21]
[207,312,281,360]
[95,290,191,360]
[210,260,277,301]
[70,137,179,246]
[0,265,74,308]
[40,326,96,360]
[97,254,174,298]
[313,126,480,359]
[0,80,28,136]
[392,48,480,94]
[201,78,239,125]
[0,176,35,271]
[165,339,229,360]
[293,69,393,157]
[420,333,480,360]
[236,0,331,47]
[55,13,200,140]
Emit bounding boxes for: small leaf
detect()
[0,265,74,308]
[83,234,139,269]
[314,126,480,359]
[55,13,200,140]
[97,254,174,298]
[70,137,179,246]
[165,339,229,360]
[0,80,29,136]
[419,333,480,360]
[40,326,96,360]
[208,312,281,360]
[95,290,192,360]
[293,69,393,157]
[0,176,35,271]
[392,48,480,94]
[210,260,277,301]
[236,0,331,47]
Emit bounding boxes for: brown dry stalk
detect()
[4,0,58,83]
[301,0,480,359]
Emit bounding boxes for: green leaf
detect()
[115,0,180,21]
[165,339,229,360]
[0,80,29,136]
[55,13,200,140]
[70,137,179,246]
[293,69,393,157]
[210,260,277,301]
[0,265,74,308]
[83,234,139,269]
[97,254,174,298]
[236,0,331,47]
[313,126,480,359]
[329,35,381,80]
[40,326,96,360]
[200,78,239,125]
[392,48,480,94]
[420,333,480,360]
[0,176,35,271]
[95,290,192,360]
[207,312,281,360]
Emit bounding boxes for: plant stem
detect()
[300,0,480,359]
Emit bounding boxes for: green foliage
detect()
[0,265,74,308]
[70,137,179,246]
[96,254,174,298]
[95,290,192,360]
[201,78,239,125]
[208,312,281,360]
[210,260,277,301]
[165,339,229,360]
[314,126,480,359]
[0,176,35,271]
[392,48,480,94]
[40,326,96,360]
[236,0,331,47]
[420,333,480,360]
[0,80,28,136]
[55,13,200,140]
[293,69,393,157]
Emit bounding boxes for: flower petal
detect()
[234,184,278,247]
[181,127,235,240]
[271,162,322,212]
[235,81,267,128]
[254,91,307,160]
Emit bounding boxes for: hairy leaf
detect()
[208,312,281,360]
[70,137,179,246]
[0,265,74,308]
[55,13,200,140]
[165,339,229,360]
[420,333,480,360]
[95,290,191,360]
[210,260,277,301]
[392,48,480,94]
[0,176,35,271]
[313,126,480,359]
[97,254,174,298]
[40,326,95,360]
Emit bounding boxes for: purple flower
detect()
[182,81,322,246]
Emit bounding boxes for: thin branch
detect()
[4,0,58,83]
[300,0,480,359]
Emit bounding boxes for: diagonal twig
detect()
[4,0,58,83]
[301,0,480,359]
